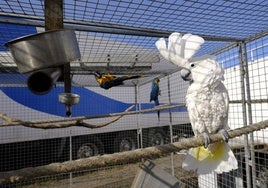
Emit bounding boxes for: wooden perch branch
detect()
[0,104,184,128]
[0,105,135,129]
[0,119,267,184]
[75,105,134,128]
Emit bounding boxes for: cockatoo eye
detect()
[190,63,195,68]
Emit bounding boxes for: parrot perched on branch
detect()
[155,32,238,174]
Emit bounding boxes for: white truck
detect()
[0,73,192,171]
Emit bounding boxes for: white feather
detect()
[168,32,182,57]
[155,35,188,68]
[155,37,169,60]
[182,34,204,59]
[155,32,204,69]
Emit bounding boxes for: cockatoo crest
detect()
[155,32,204,69]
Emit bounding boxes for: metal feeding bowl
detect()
[58,93,80,106]
[5,29,81,73]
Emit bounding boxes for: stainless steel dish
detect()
[5,29,80,73]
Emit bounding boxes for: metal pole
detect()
[45,0,63,30]
[45,0,73,186]
[45,0,72,116]
[238,42,252,188]
[69,130,73,188]
[167,76,175,176]
[0,13,242,42]
[135,84,141,149]
[136,84,143,149]
[241,41,257,188]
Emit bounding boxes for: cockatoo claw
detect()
[201,132,210,148]
[219,129,229,143]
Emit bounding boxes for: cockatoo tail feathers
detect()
[182,142,238,174]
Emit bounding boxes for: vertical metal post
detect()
[45,0,72,115]
[167,76,173,136]
[241,41,257,188]
[238,42,252,188]
[45,0,72,186]
[135,83,142,149]
[69,130,73,187]
[64,64,72,93]
[45,0,63,30]
[167,76,175,176]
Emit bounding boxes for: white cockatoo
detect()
[155,32,238,174]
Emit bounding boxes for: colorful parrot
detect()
[155,32,238,174]
[94,72,141,90]
[150,77,161,120]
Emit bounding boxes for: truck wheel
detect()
[114,131,137,152]
[73,136,104,159]
[148,128,166,146]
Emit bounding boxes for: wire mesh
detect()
[0,1,267,188]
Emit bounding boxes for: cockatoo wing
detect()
[186,82,229,134]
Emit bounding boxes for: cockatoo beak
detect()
[180,68,192,82]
